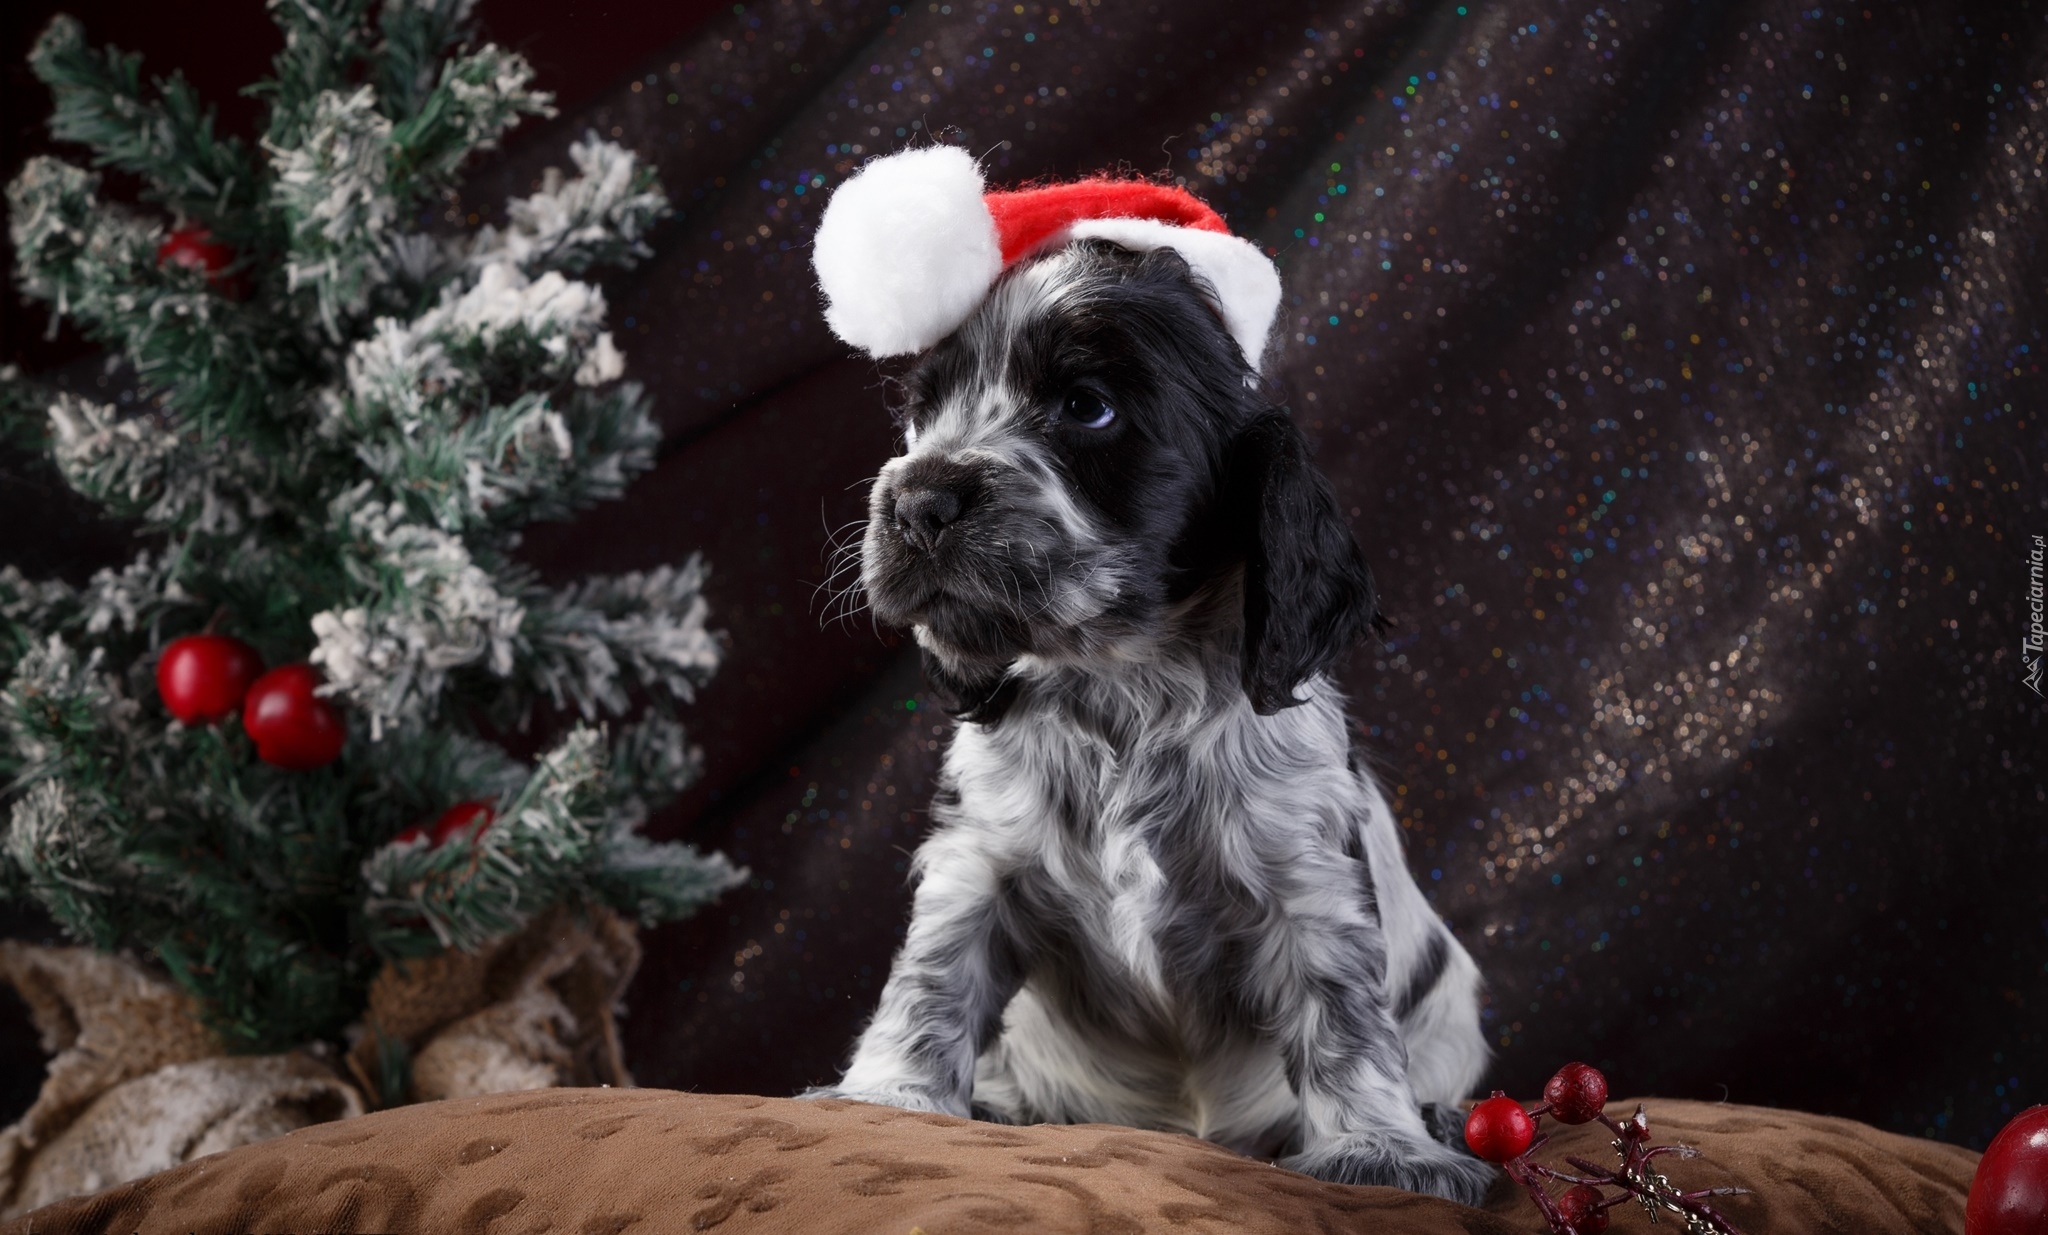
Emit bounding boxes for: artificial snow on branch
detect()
[45,395,271,538]
[2,779,130,941]
[471,135,671,276]
[8,157,287,436]
[267,39,551,338]
[6,157,160,333]
[0,637,141,816]
[270,85,399,334]
[311,491,525,734]
[519,560,721,720]
[345,258,624,414]
[360,723,744,955]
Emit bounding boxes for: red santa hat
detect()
[812,146,1282,371]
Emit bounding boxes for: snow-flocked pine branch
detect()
[28,15,261,220]
[360,722,744,955]
[471,135,671,276]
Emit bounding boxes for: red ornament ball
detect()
[156,634,264,725]
[1465,1093,1537,1163]
[393,801,497,849]
[428,800,496,847]
[1556,1184,1610,1234]
[241,664,346,769]
[1968,1105,2048,1235]
[155,226,242,294]
[1544,1061,1611,1125]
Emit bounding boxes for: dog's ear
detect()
[918,646,1021,726]
[1227,413,1384,714]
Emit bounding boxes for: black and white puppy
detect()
[811,237,1492,1204]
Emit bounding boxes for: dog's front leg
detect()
[1254,895,1497,1206]
[805,840,1020,1116]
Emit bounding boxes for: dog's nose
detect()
[893,484,966,553]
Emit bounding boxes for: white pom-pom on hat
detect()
[812,145,1283,370]
[812,145,1001,358]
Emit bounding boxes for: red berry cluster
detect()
[1464,1063,1748,1235]
[155,634,344,769]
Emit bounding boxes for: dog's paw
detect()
[1281,1133,1497,1207]
[796,1085,959,1115]
[1419,1101,1469,1148]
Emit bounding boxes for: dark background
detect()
[3,0,2043,1156]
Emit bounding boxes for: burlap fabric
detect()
[2,907,643,1216]
[0,942,361,1219]
[345,904,642,1105]
[2,1089,1978,1234]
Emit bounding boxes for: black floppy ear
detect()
[918,646,1020,726]
[1229,413,1384,715]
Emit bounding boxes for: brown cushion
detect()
[1,1089,1976,1234]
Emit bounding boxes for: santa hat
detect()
[811,146,1282,370]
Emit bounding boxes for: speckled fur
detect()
[809,240,1492,1205]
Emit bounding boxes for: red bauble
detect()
[428,800,496,847]
[241,664,346,769]
[1556,1184,1610,1233]
[1465,1093,1537,1163]
[1544,1062,1611,1125]
[391,801,497,849]
[1968,1105,2048,1235]
[156,634,264,725]
[156,226,243,295]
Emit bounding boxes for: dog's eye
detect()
[1063,391,1116,430]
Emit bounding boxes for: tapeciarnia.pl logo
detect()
[2027,534,2045,697]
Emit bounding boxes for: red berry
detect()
[1544,1062,1610,1125]
[1556,1184,1610,1233]
[156,635,264,725]
[241,664,346,769]
[427,800,496,847]
[1464,1093,1536,1163]
[1968,1105,2048,1235]
[392,825,427,847]
[155,226,244,296]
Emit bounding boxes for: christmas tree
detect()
[0,0,742,1057]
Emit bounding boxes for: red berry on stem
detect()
[1544,1062,1611,1125]
[241,664,346,769]
[1465,1093,1537,1163]
[1968,1105,2048,1235]
[428,800,496,847]
[156,634,264,725]
[1556,1184,1610,1234]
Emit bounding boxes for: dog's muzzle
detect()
[865,453,1058,660]
[892,474,971,555]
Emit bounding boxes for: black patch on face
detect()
[864,238,1386,721]
[996,244,1256,576]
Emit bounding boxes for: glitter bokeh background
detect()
[4,0,2044,1151]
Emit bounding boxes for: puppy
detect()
[811,237,1493,1204]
